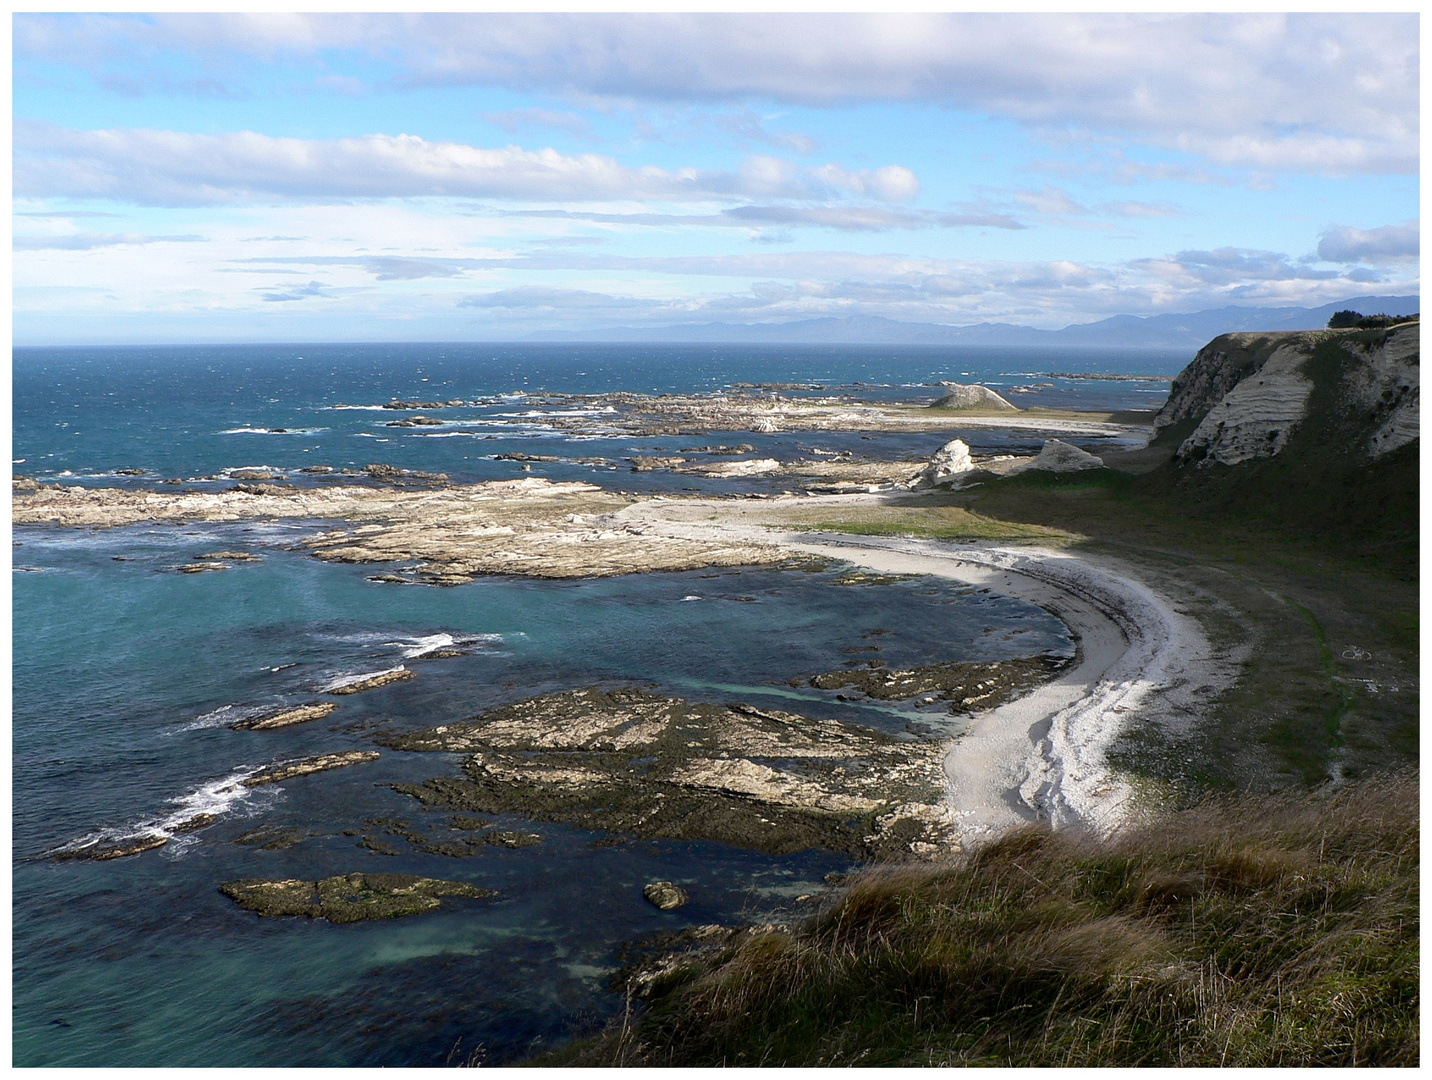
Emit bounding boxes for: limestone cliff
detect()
[1154,320,1418,466]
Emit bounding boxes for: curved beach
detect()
[626,497,1231,846]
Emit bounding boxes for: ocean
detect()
[13,342,1176,1066]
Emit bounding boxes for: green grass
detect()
[547,775,1417,1067]
[785,504,1079,544]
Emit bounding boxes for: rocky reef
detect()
[13,478,785,583]
[219,872,493,922]
[242,750,381,786]
[326,669,415,695]
[232,702,338,730]
[805,656,1067,711]
[378,670,1057,860]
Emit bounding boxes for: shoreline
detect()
[623,499,1233,844]
[15,477,1230,849]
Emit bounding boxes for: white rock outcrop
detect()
[1008,439,1104,474]
[1177,343,1315,465]
[917,438,975,487]
[1164,320,1418,466]
[931,382,1018,411]
[1351,322,1419,458]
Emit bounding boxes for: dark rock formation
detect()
[241,750,381,786]
[643,881,689,911]
[327,669,415,695]
[219,872,493,922]
[233,701,338,730]
[806,656,1066,712]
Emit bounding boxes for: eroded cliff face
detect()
[1155,321,1418,466]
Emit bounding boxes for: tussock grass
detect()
[553,774,1417,1067]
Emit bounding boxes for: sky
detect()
[11,12,1421,345]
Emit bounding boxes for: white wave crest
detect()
[385,632,502,658]
[179,703,268,732]
[319,665,407,692]
[220,427,326,436]
[48,765,267,859]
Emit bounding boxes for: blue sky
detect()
[12,13,1420,344]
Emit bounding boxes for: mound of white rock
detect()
[916,438,975,486]
[914,437,1104,489]
[930,382,1018,411]
[1009,439,1105,474]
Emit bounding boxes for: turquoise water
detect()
[12,343,1160,1065]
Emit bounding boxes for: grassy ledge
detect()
[544,773,1417,1067]
[783,504,1081,545]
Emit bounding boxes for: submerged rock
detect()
[195,550,263,561]
[233,701,339,730]
[233,826,307,850]
[219,872,493,923]
[808,656,1066,712]
[232,483,295,496]
[55,834,169,860]
[629,455,687,471]
[643,881,689,911]
[176,562,228,573]
[242,750,381,787]
[482,830,543,848]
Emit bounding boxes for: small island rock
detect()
[644,881,689,911]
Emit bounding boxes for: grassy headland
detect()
[542,331,1420,1067]
[547,773,1417,1067]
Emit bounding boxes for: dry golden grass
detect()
[549,773,1417,1067]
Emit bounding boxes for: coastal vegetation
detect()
[538,324,1419,1066]
[549,773,1416,1066]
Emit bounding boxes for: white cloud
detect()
[229,244,1411,328]
[14,121,922,207]
[261,279,331,302]
[1014,187,1087,216]
[714,112,817,155]
[12,231,204,250]
[483,108,592,137]
[1317,222,1419,263]
[459,286,663,311]
[16,13,1417,174]
[1097,201,1179,219]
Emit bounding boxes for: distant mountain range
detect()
[534,295,1419,349]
